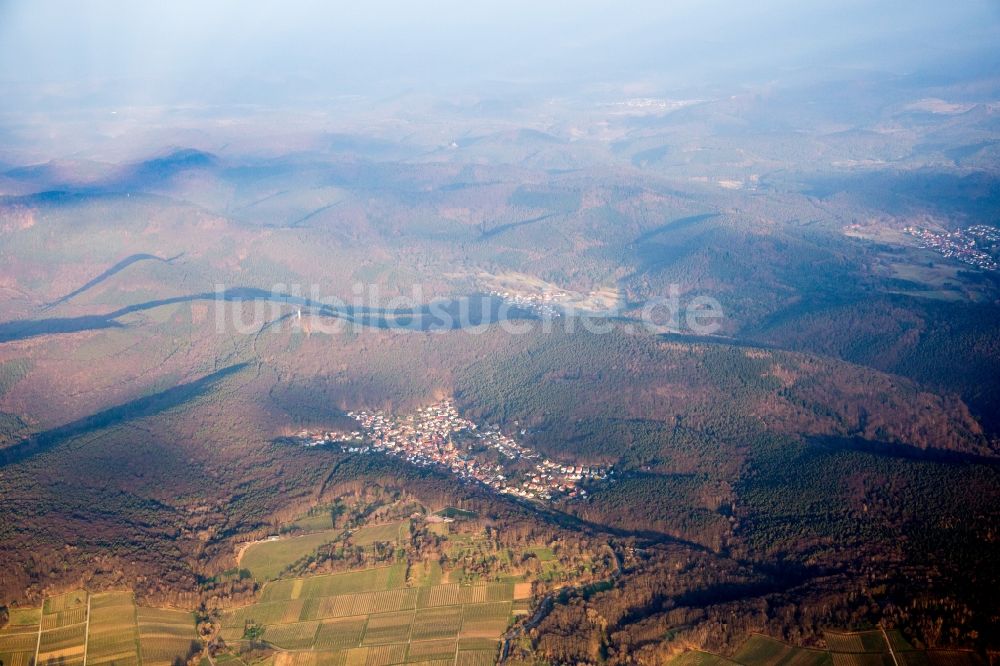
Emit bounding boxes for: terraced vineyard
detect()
[0,590,198,666]
[218,563,529,666]
[0,607,40,666]
[87,591,141,666]
[672,631,986,666]
[137,605,199,666]
[36,590,88,666]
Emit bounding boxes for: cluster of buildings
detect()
[295,400,608,502]
[489,290,563,318]
[609,98,700,113]
[905,224,999,271]
[966,224,1000,243]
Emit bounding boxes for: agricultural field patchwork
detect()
[675,632,986,666]
[670,652,743,666]
[218,565,511,666]
[0,615,39,666]
[359,612,411,646]
[313,619,367,651]
[830,654,894,666]
[260,565,407,604]
[37,594,88,666]
[1,591,198,666]
[410,607,462,642]
[3,521,553,666]
[43,591,88,616]
[823,631,888,654]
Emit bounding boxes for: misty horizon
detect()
[1,0,999,109]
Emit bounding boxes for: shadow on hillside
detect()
[810,435,1000,466]
[44,252,184,310]
[0,289,538,343]
[0,363,249,467]
[631,212,719,245]
[480,212,558,239]
[0,315,124,342]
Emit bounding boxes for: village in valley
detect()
[488,289,564,318]
[905,224,1000,271]
[293,400,610,501]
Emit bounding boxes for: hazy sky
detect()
[1,0,998,106]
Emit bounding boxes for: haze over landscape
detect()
[1,3,999,666]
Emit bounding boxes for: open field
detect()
[293,511,337,533]
[242,530,345,580]
[349,521,408,547]
[526,546,554,562]
[5,609,42,627]
[252,517,408,559]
